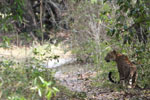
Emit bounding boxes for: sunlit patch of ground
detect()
[0,42,73,62]
[0,46,32,62]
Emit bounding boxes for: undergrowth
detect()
[0,43,60,100]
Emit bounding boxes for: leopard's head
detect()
[105,50,117,62]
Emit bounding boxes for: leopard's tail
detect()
[108,72,120,84]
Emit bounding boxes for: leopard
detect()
[105,50,138,88]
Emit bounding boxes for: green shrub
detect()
[0,43,59,99]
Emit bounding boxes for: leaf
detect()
[38,89,42,97]
[39,76,45,83]
[33,78,37,85]
[18,16,22,23]
[52,87,59,92]
[46,91,52,100]
[47,81,52,86]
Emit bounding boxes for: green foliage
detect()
[105,0,150,44]
[130,43,150,88]
[103,0,150,88]
[0,0,24,32]
[70,0,150,90]
[13,0,24,22]
[0,36,11,48]
[0,58,58,99]
[72,39,112,68]
[32,76,59,100]
[91,0,97,4]
[0,43,60,99]
[8,96,26,100]
[32,43,59,62]
[19,33,33,43]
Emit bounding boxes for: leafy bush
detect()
[104,0,150,88]
[0,43,59,99]
[69,0,150,89]
[0,0,24,32]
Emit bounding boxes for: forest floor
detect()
[0,32,150,100]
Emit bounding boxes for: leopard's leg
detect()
[127,76,133,88]
[132,71,138,88]
[120,77,126,87]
